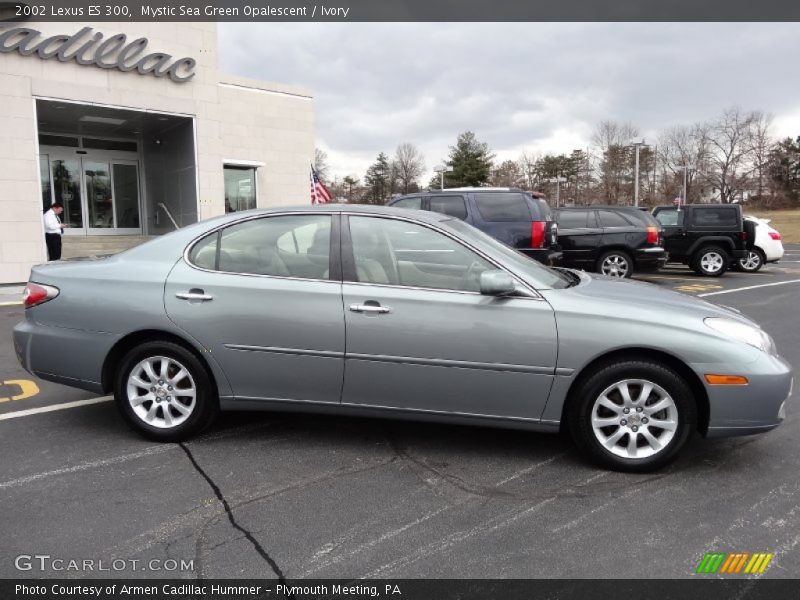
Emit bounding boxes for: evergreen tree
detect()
[445,131,495,187]
[364,152,392,204]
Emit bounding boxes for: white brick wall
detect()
[0,22,315,283]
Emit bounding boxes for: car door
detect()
[555,209,602,268]
[340,214,558,421]
[597,209,638,247]
[164,213,345,404]
[653,207,691,258]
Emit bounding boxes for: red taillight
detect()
[741,231,748,241]
[646,225,659,245]
[769,231,782,241]
[531,221,545,249]
[23,283,59,308]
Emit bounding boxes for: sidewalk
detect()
[0,285,24,306]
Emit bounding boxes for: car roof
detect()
[556,205,642,211]
[211,203,452,225]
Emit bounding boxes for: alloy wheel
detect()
[739,251,762,271]
[126,355,197,429]
[601,254,630,278]
[590,379,678,459]
[700,251,724,274]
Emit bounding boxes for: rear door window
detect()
[598,210,634,227]
[474,193,532,222]
[391,197,422,210]
[429,195,468,220]
[556,210,591,228]
[654,209,684,227]
[691,207,738,227]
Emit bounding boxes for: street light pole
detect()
[547,176,567,207]
[433,165,452,191]
[631,140,646,207]
[673,164,696,210]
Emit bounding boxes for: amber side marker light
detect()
[705,374,749,385]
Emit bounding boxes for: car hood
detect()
[544,271,756,325]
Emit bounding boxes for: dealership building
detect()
[0,22,315,284]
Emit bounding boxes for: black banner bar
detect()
[3,579,800,600]
[2,0,800,22]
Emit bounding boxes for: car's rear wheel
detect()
[596,250,633,278]
[567,360,696,472]
[692,246,728,277]
[114,341,218,442]
[735,249,764,273]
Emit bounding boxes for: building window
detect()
[224,166,257,213]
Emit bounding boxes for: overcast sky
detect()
[218,23,800,182]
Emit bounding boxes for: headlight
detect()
[704,317,774,353]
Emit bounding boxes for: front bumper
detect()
[700,352,793,438]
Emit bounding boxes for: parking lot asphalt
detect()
[1,246,799,580]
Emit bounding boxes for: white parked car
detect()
[735,216,784,272]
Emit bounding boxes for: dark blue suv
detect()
[387,188,562,265]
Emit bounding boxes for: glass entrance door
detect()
[41,149,142,235]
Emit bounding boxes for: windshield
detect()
[445,219,572,289]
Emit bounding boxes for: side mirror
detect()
[479,270,517,297]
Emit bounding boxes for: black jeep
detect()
[652,204,753,277]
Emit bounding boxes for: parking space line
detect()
[698,279,800,297]
[0,301,22,307]
[0,396,112,421]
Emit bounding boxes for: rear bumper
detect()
[634,247,668,271]
[519,248,563,266]
[13,319,114,394]
[699,352,792,438]
[731,249,748,259]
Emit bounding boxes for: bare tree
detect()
[490,159,525,187]
[393,143,425,194]
[517,150,542,191]
[705,107,756,203]
[592,120,640,203]
[657,122,710,203]
[746,111,774,202]
[314,147,330,181]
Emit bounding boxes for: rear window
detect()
[556,210,592,228]
[531,197,553,221]
[474,193,532,222]
[598,210,633,227]
[429,195,468,220]
[691,207,738,227]
[623,209,661,227]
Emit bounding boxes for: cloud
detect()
[218,23,800,180]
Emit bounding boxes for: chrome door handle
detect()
[349,303,391,314]
[176,291,214,301]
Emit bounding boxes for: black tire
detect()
[596,249,633,278]
[734,248,765,273]
[114,341,219,442]
[691,245,728,277]
[566,360,696,472]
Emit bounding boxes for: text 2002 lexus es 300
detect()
[14,205,792,471]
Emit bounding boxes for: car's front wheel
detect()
[736,249,764,273]
[114,341,218,442]
[692,246,728,277]
[567,360,696,472]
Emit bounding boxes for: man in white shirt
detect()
[43,202,66,261]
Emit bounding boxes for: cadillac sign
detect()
[0,26,196,82]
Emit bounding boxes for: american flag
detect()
[673,194,683,206]
[310,165,332,204]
